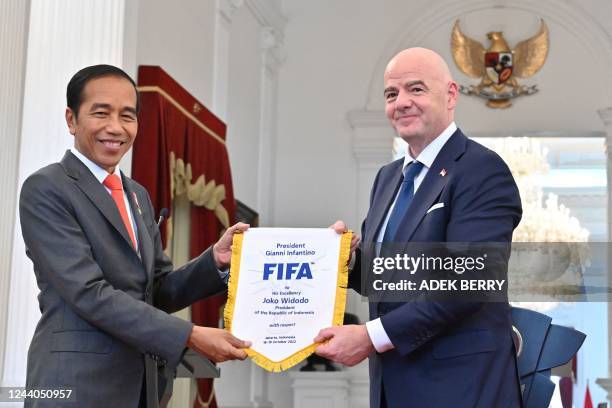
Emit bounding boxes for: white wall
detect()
[135,0,216,107]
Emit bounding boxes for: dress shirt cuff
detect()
[365,318,395,353]
[218,267,230,284]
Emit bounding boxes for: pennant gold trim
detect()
[224,231,352,372]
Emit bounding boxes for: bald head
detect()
[385,47,454,84]
[383,47,458,156]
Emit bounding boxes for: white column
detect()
[0,0,30,382]
[3,0,126,387]
[212,0,244,122]
[346,364,370,408]
[256,27,285,226]
[347,110,394,226]
[347,109,393,321]
[249,364,273,408]
[248,5,286,404]
[596,107,612,403]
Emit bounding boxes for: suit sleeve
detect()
[141,191,227,314]
[21,174,197,367]
[379,152,521,356]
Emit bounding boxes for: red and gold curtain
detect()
[133,65,235,408]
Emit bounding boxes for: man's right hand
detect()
[330,220,360,261]
[186,326,251,363]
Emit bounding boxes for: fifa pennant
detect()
[224,228,352,372]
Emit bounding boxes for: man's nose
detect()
[105,114,123,134]
[394,91,415,111]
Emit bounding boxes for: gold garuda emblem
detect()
[451,19,549,108]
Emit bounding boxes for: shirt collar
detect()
[403,122,457,170]
[70,147,122,186]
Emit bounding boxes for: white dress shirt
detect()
[70,147,139,251]
[366,122,457,353]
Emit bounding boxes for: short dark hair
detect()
[66,64,140,117]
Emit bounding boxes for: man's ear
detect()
[447,81,458,110]
[65,108,77,135]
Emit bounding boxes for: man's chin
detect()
[397,131,420,143]
[95,155,124,173]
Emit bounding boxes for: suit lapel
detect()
[61,151,137,252]
[395,130,467,243]
[123,177,154,279]
[375,130,468,301]
[366,159,404,244]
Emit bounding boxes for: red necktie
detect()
[103,174,137,249]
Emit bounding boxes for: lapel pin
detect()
[132,192,142,215]
[439,168,447,177]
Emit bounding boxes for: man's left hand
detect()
[213,222,250,269]
[314,324,374,366]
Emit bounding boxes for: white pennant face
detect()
[226,228,349,371]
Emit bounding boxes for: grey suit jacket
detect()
[20,151,227,407]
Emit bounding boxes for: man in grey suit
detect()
[19,64,251,407]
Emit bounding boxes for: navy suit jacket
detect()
[350,129,523,408]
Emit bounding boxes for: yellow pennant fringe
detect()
[224,230,352,372]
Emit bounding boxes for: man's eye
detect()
[385,92,397,101]
[410,87,425,94]
[122,114,136,121]
[93,111,108,117]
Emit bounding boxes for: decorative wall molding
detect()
[598,107,612,128]
[347,109,393,169]
[364,0,612,109]
[218,0,245,23]
[347,109,389,129]
[0,0,30,384]
[346,109,393,235]
[246,0,287,37]
[260,26,286,75]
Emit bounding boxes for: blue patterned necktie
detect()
[382,161,424,243]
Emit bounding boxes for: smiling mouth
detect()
[396,115,418,121]
[99,140,125,149]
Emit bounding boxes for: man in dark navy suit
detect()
[315,48,523,407]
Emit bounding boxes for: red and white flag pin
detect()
[439,168,447,177]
